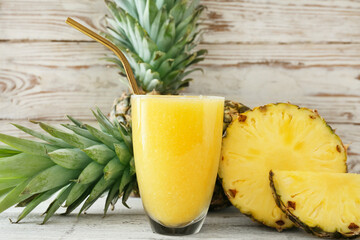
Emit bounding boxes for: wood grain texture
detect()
[202,0,360,44]
[1,0,360,43]
[0,42,124,120]
[0,0,108,41]
[0,198,315,240]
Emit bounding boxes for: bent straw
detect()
[65,17,142,95]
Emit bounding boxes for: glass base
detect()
[148,215,206,236]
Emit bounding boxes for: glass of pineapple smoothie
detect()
[131,95,224,235]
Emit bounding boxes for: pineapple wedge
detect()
[270,170,360,238]
[219,103,347,230]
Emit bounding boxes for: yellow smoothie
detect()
[131,95,224,227]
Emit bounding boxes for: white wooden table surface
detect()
[0,198,315,240]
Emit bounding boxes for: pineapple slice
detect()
[219,103,347,230]
[270,170,360,238]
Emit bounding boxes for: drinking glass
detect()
[131,95,224,235]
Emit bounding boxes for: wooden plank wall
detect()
[1,0,360,171]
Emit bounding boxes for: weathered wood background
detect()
[1,0,360,171]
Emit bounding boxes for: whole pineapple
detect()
[104,0,249,210]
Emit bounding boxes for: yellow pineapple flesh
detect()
[219,103,347,230]
[270,170,360,238]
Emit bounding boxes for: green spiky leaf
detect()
[0,153,54,179]
[22,166,80,196]
[39,123,98,149]
[16,187,60,223]
[83,144,116,165]
[0,133,57,157]
[77,162,104,185]
[48,149,92,170]
[0,145,21,158]
[42,183,74,224]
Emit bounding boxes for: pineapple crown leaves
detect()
[0,109,136,223]
[103,0,207,94]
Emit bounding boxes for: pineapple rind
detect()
[270,170,360,239]
[219,103,347,230]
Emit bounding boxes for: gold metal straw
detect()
[65,17,142,95]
